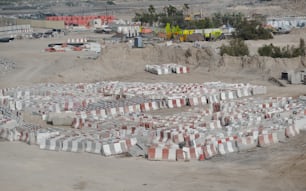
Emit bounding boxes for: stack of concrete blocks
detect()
[67,38,88,43]
[145,64,189,75]
[16,124,42,145]
[266,16,306,29]
[133,96,305,160]
[45,41,101,53]
[162,64,190,74]
[145,65,170,75]
[287,70,304,84]
[0,119,19,141]
[117,26,140,38]
[0,25,33,39]
[0,81,305,161]
[46,112,76,126]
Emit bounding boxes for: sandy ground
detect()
[0,132,305,191]
[0,32,305,96]
[0,25,306,191]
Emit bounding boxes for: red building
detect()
[46,15,115,26]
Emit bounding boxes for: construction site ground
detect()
[0,27,306,191]
[0,132,305,191]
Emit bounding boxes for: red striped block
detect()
[208,120,222,129]
[0,128,19,142]
[158,130,171,143]
[212,112,222,120]
[184,133,200,147]
[140,102,154,112]
[285,126,300,138]
[102,140,134,156]
[147,147,176,161]
[182,147,204,160]
[125,138,137,148]
[72,117,85,128]
[258,133,278,147]
[167,98,186,108]
[236,136,257,151]
[176,149,185,161]
[217,138,238,155]
[95,109,107,118]
[172,133,185,144]
[63,101,74,111]
[202,144,218,159]
[213,103,221,112]
[174,66,189,74]
[188,96,207,106]
[140,103,145,112]
[19,130,29,143]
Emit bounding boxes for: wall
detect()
[0,17,65,29]
[16,19,65,29]
[266,16,306,28]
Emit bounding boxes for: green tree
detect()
[257,42,305,58]
[133,5,157,26]
[165,23,171,34]
[166,5,177,17]
[204,17,214,28]
[220,39,249,56]
[171,25,181,34]
[258,44,274,57]
[165,22,172,39]
[299,38,305,56]
[212,12,222,27]
[183,3,190,15]
[148,5,156,15]
[210,12,244,28]
[160,5,183,26]
[234,19,272,40]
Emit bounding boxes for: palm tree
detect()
[148,5,155,15]
[166,5,177,17]
[183,3,190,16]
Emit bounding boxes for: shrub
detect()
[220,39,249,56]
[234,19,273,40]
[258,39,306,58]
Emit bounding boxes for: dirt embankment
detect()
[97,44,304,79]
[0,40,305,88]
[219,55,303,78]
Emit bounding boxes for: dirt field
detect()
[1,2,306,189]
[0,32,305,96]
[0,32,305,191]
[0,132,305,191]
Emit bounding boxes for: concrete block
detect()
[236,136,257,152]
[289,72,302,84]
[128,144,147,157]
[295,117,306,130]
[0,120,18,129]
[47,112,76,126]
[276,129,286,142]
[52,116,74,126]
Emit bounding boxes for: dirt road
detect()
[0,131,305,191]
